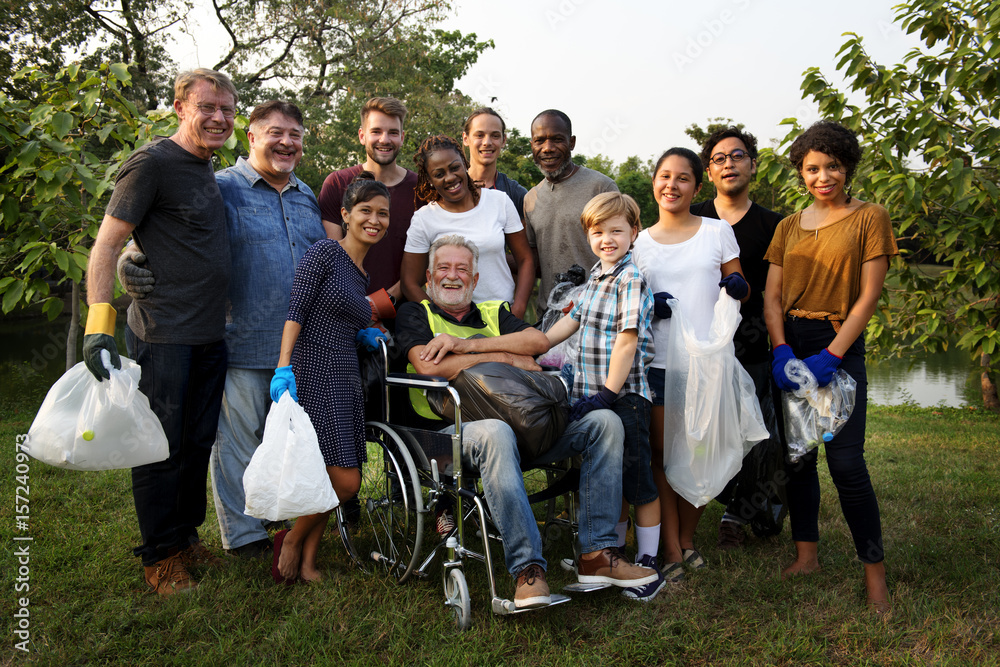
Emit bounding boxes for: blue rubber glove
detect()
[569,386,617,422]
[355,327,388,352]
[803,348,842,387]
[270,365,298,403]
[652,292,674,319]
[719,272,749,301]
[771,344,799,392]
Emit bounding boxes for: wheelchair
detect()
[335,340,607,630]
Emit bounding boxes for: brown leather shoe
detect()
[178,541,224,569]
[717,521,747,551]
[144,554,197,596]
[514,564,551,609]
[577,547,658,587]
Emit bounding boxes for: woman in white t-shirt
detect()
[632,147,749,582]
[400,134,535,318]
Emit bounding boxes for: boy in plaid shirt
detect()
[544,192,665,601]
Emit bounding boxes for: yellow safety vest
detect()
[407,300,507,420]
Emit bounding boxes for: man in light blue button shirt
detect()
[119,100,329,558]
[210,101,328,557]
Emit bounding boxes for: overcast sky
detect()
[175,0,923,165]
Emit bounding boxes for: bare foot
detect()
[781,559,821,579]
[277,534,303,581]
[300,565,323,583]
[864,562,890,614]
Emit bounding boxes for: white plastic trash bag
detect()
[780,359,857,462]
[537,279,588,375]
[662,289,769,507]
[26,351,169,471]
[244,393,339,521]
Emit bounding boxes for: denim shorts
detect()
[612,393,658,506]
[646,366,665,407]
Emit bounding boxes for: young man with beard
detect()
[690,126,786,551]
[318,97,418,301]
[523,110,618,317]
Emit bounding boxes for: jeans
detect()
[458,408,624,576]
[126,327,228,565]
[782,318,883,564]
[209,367,272,549]
[613,393,657,506]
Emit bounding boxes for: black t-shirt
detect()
[395,300,530,358]
[690,199,782,364]
[106,136,230,344]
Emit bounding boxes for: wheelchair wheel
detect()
[444,568,472,631]
[341,422,424,583]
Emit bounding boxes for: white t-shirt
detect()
[405,188,522,303]
[632,217,741,368]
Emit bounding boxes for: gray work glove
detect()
[117,243,155,299]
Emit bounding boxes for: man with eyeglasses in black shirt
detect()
[690,127,787,551]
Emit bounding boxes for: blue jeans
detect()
[209,367,272,549]
[782,318,883,564]
[458,408,624,576]
[126,327,227,565]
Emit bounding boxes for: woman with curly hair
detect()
[763,121,897,613]
[400,134,534,318]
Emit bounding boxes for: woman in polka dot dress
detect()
[269,172,390,583]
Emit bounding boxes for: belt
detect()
[786,308,842,334]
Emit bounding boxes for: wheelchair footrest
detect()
[562,581,612,593]
[491,593,572,615]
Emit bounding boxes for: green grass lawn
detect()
[2,399,999,666]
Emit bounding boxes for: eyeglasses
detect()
[709,149,750,165]
[191,103,237,119]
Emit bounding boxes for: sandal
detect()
[662,561,685,583]
[682,548,707,570]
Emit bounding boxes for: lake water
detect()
[0,316,982,409]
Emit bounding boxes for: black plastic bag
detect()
[716,371,788,537]
[427,362,569,463]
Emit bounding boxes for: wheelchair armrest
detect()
[386,372,451,390]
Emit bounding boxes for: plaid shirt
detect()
[569,252,654,401]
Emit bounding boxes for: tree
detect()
[1,0,186,110]
[496,127,542,190]
[0,64,245,369]
[758,0,1000,408]
[614,156,657,228]
[4,1,492,188]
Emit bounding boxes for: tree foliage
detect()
[0,65,246,320]
[756,0,1000,406]
[1,0,187,110]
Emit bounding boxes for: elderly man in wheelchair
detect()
[393,234,658,610]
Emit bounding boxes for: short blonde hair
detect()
[174,69,238,105]
[580,192,642,236]
[361,97,408,127]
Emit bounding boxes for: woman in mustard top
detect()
[763,121,897,614]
